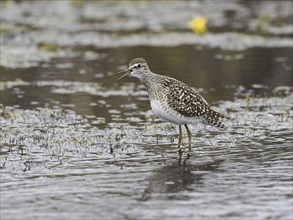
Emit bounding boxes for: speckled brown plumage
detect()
[164,77,226,128]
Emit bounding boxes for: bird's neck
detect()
[137,72,167,101]
[139,71,162,88]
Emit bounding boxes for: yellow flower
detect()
[189,16,208,34]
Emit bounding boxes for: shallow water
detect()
[1,1,293,220]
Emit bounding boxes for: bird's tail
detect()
[202,109,229,128]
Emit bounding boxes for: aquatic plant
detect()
[188,16,208,35]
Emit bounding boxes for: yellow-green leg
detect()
[184,124,192,146]
[178,125,183,146]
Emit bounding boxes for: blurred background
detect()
[1,0,292,119]
[0,1,292,220]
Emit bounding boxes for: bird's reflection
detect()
[140,150,223,201]
[178,146,191,165]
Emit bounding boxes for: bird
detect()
[117,58,228,146]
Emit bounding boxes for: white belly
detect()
[150,100,194,125]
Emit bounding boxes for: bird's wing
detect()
[165,78,209,117]
[165,77,228,127]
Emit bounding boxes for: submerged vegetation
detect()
[1,89,292,172]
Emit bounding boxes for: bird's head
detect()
[117,58,149,80]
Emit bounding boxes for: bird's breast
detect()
[150,100,194,125]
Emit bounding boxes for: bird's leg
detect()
[177,125,183,165]
[184,124,192,146]
[178,125,183,146]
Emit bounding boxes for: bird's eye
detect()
[137,64,141,68]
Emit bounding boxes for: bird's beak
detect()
[116,68,131,80]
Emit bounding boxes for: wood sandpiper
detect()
[117,58,228,146]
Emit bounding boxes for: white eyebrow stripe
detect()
[131,64,139,68]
